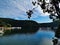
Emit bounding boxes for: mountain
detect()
[0,18,39,33]
[0,18,39,26]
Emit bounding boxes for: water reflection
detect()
[0,30,55,45]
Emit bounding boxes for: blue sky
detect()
[0,0,52,23]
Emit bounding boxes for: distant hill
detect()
[0,18,39,33]
[0,18,59,27]
[0,18,39,27]
[39,20,60,27]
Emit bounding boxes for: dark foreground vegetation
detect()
[52,20,60,38]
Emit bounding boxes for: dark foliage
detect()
[55,25,60,38]
[26,0,60,20]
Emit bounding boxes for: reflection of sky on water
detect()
[0,30,55,45]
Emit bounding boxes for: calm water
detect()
[0,29,55,45]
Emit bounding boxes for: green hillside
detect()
[0,18,39,33]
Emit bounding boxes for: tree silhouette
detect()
[26,0,60,20]
[26,10,33,19]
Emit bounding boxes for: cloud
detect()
[0,0,29,19]
[0,0,50,19]
[12,0,26,12]
[0,0,52,23]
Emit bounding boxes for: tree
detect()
[26,0,60,38]
[26,0,60,20]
